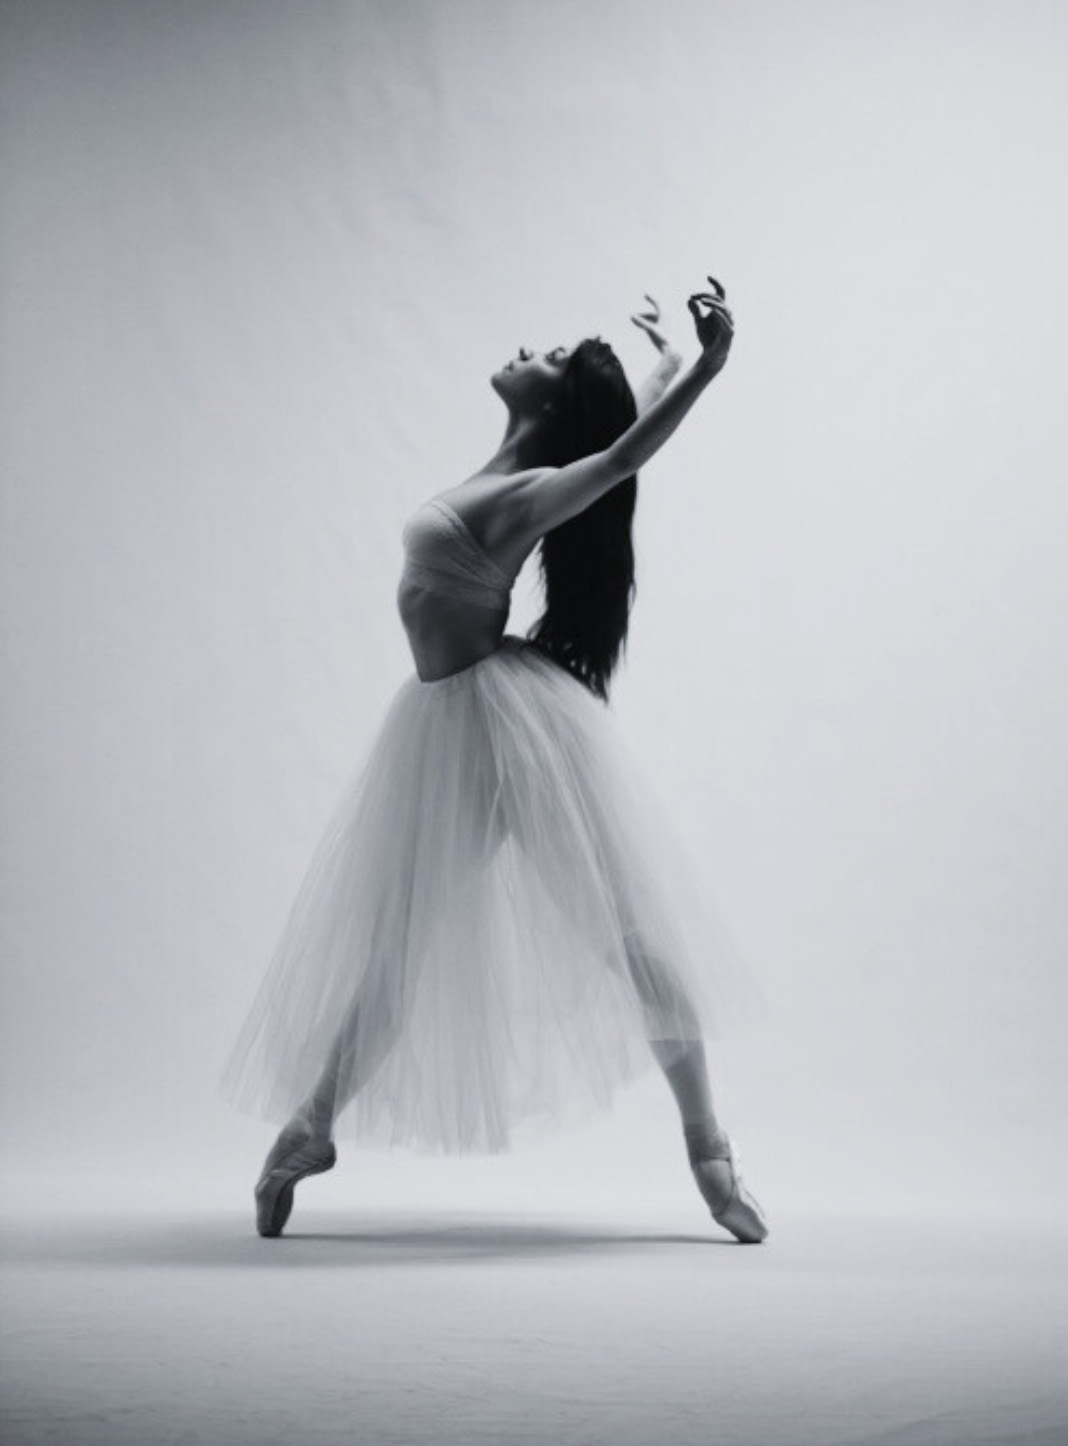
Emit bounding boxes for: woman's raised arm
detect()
[631,295,684,415]
[522,281,734,534]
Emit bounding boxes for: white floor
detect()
[3,1195,1066,1446]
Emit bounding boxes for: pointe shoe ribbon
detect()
[254,1123,337,1238]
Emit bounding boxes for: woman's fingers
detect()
[689,291,735,363]
[633,307,669,354]
[690,290,730,307]
[690,279,733,371]
[689,294,734,324]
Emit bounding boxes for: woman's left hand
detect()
[688,276,734,376]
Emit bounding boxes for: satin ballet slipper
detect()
[254,1120,337,1238]
[691,1135,769,1244]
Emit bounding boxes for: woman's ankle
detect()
[294,1099,334,1142]
[682,1114,729,1165]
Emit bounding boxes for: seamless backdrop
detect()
[2,0,1066,1219]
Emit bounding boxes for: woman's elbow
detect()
[605,439,640,480]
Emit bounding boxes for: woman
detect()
[221,278,768,1244]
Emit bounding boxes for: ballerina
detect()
[221,278,768,1244]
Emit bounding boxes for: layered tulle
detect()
[220,637,761,1154]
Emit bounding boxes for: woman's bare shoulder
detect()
[435,470,554,565]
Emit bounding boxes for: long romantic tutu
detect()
[220,637,761,1154]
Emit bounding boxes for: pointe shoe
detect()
[254,1120,337,1238]
[691,1135,769,1244]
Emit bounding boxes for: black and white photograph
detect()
[2,2,1066,1443]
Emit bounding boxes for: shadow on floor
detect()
[1,1209,737,1271]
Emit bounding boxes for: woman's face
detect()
[491,345,572,413]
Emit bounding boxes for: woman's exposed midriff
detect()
[397,581,510,682]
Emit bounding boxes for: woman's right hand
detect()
[688,276,734,376]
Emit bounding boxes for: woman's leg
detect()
[624,937,730,1160]
[294,749,512,1144]
[649,1038,723,1142]
[492,700,766,1237]
[631,944,767,1239]
[294,995,401,1142]
[254,901,412,1236]
[497,750,728,1148]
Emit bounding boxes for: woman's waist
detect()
[398,586,511,683]
[409,635,532,689]
[397,578,507,626]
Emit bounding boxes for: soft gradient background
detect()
[2,0,1066,1224]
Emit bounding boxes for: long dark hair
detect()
[526,338,638,701]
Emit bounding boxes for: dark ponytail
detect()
[526,339,638,701]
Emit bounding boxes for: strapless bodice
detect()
[400,499,516,610]
[398,499,521,681]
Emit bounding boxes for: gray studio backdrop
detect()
[2,0,1066,1219]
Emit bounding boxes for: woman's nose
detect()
[518,346,532,361]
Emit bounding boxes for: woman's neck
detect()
[471,411,551,480]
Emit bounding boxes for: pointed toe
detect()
[691,1136,769,1244]
[254,1127,337,1238]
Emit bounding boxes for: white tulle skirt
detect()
[220,637,761,1154]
